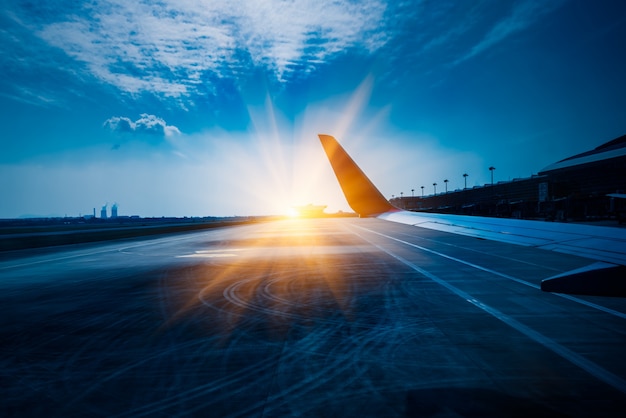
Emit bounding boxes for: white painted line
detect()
[0,230,213,270]
[355,225,626,320]
[397,231,563,272]
[354,230,626,395]
[0,248,118,270]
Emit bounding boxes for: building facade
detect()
[390,134,626,223]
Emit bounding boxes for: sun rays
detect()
[163,218,376,338]
[227,74,382,216]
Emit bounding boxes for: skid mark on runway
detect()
[356,225,626,320]
[136,225,444,416]
[4,219,625,416]
[115,227,395,415]
[220,286,420,417]
[117,294,394,417]
[353,229,626,395]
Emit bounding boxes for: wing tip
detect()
[318,133,398,217]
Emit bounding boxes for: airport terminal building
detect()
[390,134,626,223]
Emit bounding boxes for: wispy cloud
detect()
[453,0,567,65]
[396,1,567,72]
[27,0,388,98]
[3,0,568,107]
[0,87,60,108]
[104,114,181,138]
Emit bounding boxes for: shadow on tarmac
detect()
[406,387,566,417]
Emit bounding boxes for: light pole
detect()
[433,182,437,195]
[463,173,468,189]
[400,192,404,199]
[489,166,496,185]
[444,179,449,193]
[421,186,424,197]
[411,188,414,197]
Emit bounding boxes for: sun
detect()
[286,207,300,218]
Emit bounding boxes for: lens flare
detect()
[163,219,385,339]
[286,207,300,218]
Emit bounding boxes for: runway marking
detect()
[355,225,626,321]
[177,253,238,258]
[0,231,214,270]
[176,248,246,258]
[396,230,563,272]
[0,248,120,270]
[353,230,626,395]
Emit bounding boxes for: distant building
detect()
[111,203,118,219]
[101,204,107,219]
[390,134,626,223]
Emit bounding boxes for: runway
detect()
[1,217,625,417]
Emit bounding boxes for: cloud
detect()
[395,1,567,71]
[104,116,134,133]
[453,0,566,65]
[104,114,181,137]
[6,0,567,106]
[27,0,389,98]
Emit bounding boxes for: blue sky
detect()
[1,0,625,218]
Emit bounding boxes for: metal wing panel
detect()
[380,208,626,265]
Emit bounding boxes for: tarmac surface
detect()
[1,217,625,417]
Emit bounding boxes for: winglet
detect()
[319,134,399,217]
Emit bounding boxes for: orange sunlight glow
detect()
[286,207,301,218]
[161,78,391,336]
[165,219,384,338]
[207,74,382,217]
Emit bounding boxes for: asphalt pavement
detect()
[1,218,625,417]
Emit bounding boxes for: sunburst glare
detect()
[165,218,384,339]
[232,75,381,216]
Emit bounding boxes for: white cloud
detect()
[33,0,389,97]
[104,114,181,137]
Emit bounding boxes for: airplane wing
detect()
[318,134,626,296]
